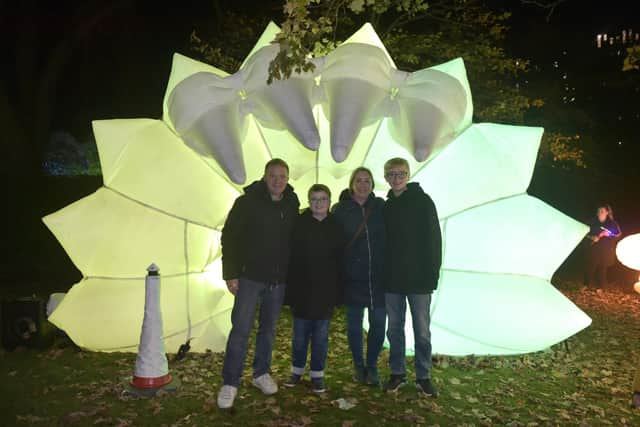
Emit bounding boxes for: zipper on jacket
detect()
[363,205,374,311]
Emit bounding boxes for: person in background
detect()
[585,204,621,288]
[382,157,441,397]
[283,184,344,393]
[217,159,300,410]
[332,167,387,386]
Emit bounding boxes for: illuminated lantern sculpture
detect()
[43,22,591,356]
[616,233,640,292]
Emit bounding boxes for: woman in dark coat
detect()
[585,204,621,288]
[285,184,344,393]
[332,167,386,386]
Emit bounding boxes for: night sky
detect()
[501,0,639,176]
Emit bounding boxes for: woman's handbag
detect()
[345,205,373,248]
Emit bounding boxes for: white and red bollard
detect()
[126,263,180,397]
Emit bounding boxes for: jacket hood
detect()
[244,179,298,204]
[339,188,351,202]
[386,182,425,199]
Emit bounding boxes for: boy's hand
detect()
[226,279,239,295]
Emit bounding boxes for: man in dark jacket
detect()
[217,159,300,409]
[382,157,442,397]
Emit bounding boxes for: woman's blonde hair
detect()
[349,167,375,193]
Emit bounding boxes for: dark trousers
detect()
[291,317,330,378]
[221,278,286,387]
[585,261,608,288]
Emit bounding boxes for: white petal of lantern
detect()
[442,195,588,280]
[429,271,592,356]
[162,52,230,132]
[243,44,321,150]
[42,188,220,277]
[321,43,393,162]
[390,60,470,162]
[412,123,543,219]
[42,21,593,357]
[48,269,233,352]
[93,118,240,230]
[168,72,248,184]
[616,233,640,270]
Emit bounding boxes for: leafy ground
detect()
[1,284,639,426]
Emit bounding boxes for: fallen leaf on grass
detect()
[332,398,357,410]
[16,415,48,423]
[299,415,313,425]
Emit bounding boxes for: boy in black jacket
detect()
[382,157,442,397]
[284,184,344,393]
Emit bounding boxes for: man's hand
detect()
[226,279,239,295]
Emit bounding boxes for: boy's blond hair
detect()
[384,157,410,174]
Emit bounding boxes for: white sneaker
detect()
[252,373,278,395]
[217,385,238,409]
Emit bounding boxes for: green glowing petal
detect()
[48,269,232,352]
[413,123,543,218]
[93,119,240,229]
[430,271,592,355]
[42,188,220,277]
[442,195,588,279]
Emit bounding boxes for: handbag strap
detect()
[346,205,374,248]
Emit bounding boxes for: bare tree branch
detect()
[520,0,571,22]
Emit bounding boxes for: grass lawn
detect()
[1,284,639,426]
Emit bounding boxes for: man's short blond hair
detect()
[384,157,410,174]
[264,158,289,175]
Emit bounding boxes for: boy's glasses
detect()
[309,197,329,203]
[385,171,408,179]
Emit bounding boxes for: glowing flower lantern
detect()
[616,233,640,292]
[43,22,591,356]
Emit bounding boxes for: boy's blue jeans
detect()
[291,318,330,378]
[222,277,286,387]
[346,305,386,368]
[385,293,433,379]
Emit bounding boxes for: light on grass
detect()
[43,22,590,356]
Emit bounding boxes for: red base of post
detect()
[131,374,173,389]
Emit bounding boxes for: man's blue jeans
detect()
[385,293,433,379]
[291,317,330,378]
[222,277,286,387]
[346,305,386,368]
